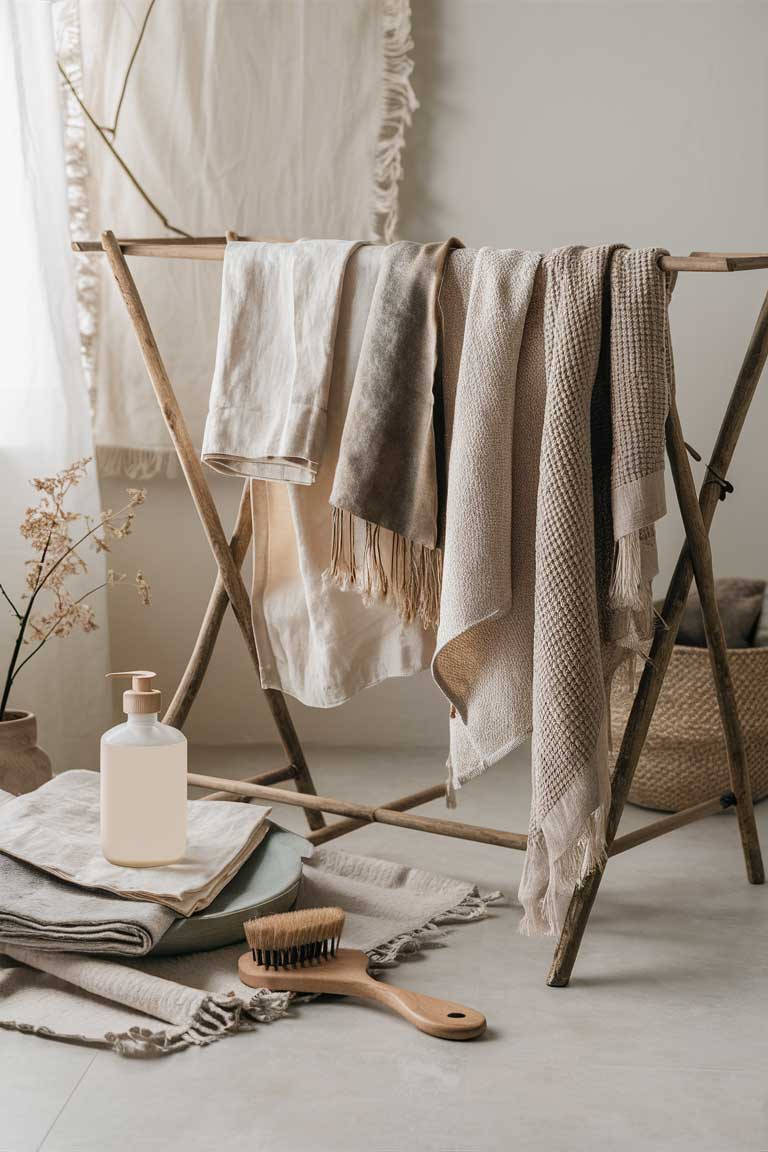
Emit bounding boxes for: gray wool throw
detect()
[328,238,463,630]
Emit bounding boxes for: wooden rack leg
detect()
[548,285,768,988]
[100,231,325,830]
[665,397,764,882]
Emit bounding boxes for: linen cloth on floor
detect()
[202,239,363,483]
[0,846,501,1058]
[432,248,544,792]
[0,772,270,917]
[63,0,417,476]
[328,238,463,629]
[247,245,436,706]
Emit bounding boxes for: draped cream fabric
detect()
[60,0,416,476]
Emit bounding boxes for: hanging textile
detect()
[57,0,417,477]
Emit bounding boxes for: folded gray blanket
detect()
[328,238,462,629]
[0,789,173,955]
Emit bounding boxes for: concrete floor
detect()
[2,742,767,1152]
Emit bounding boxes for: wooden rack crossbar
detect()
[83,231,766,988]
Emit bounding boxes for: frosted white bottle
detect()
[100,671,187,867]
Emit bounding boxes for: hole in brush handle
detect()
[447,1011,466,1018]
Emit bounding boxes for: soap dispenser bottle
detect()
[100,671,187,867]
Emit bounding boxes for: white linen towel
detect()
[0,771,270,917]
[203,239,363,483]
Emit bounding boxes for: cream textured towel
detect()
[433,248,543,790]
[519,245,619,936]
[203,240,363,483]
[328,239,463,629]
[0,772,270,917]
[248,245,436,707]
[0,847,500,1058]
[608,248,676,646]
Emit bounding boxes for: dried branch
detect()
[99,0,157,137]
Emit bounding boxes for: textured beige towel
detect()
[329,239,463,629]
[202,239,363,483]
[0,847,500,1058]
[519,246,620,936]
[608,248,676,647]
[0,772,270,917]
[433,249,544,791]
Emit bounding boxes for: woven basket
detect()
[611,645,768,812]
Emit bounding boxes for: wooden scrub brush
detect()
[239,906,486,1040]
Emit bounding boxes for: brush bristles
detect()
[243,907,345,970]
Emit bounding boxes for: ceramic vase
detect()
[0,710,52,795]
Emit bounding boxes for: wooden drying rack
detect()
[78,232,768,987]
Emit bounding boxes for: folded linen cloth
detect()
[0,846,502,1057]
[202,239,363,483]
[608,248,676,645]
[248,245,436,706]
[432,248,543,794]
[328,238,463,629]
[0,771,270,917]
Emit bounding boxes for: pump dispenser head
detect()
[107,670,162,716]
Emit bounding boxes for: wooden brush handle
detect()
[238,948,486,1040]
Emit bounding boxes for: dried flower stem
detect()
[99,0,157,138]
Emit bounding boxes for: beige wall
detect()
[102,0,768,747]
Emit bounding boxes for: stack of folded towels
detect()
[0,771,271,957]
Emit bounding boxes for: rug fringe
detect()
[367,888,503,968]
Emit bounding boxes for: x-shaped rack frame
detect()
[78,232,767,986]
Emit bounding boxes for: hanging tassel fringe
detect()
[371,0,419,244]
[326,507,442,631]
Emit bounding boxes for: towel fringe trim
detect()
[96,445,181,480]
[326,506,442,631]
[371,0,419,244]
[518,806,608,938]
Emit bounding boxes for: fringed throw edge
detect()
[518,804,608,938]
[0,889,501,1057]
[326,506,442,631]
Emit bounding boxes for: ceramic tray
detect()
[151,821,312,955]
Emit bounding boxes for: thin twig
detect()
[30,496,140,600]
[0,584,21,621]
[99,0,157,137]
[57,61,192,239]
[11,578,115,682]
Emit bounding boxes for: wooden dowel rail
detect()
[307,783,446,845]
[200,764,298,802]
[609,793,735,856]
[187,772,528,849]
[74,236,768,272]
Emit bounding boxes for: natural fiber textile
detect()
[202,240,363,483]
[0,847,502,1058]
[328,238,462,629]
[0,787,172,956]
[433,248,543,791]
[0,772,270,917]
[248,245,436,707]
[59,0,417,476]
[608,248,676,639]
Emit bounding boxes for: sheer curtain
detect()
[0,0,109,770]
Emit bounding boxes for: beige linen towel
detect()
[0,847,500,1057]
[0,772,270,917]
[203,239,363,483]
[519,245,618,937]
[432,248,543,791]
[328,238,463,628]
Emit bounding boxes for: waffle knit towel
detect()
[0,845,501,1058]
[0,772,270,918]
[328,238,463,629]
[202,239,363,483]
[432,248,543,789]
